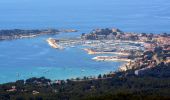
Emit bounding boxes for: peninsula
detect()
[0,29,77,41]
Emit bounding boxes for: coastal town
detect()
[47,28,170,76]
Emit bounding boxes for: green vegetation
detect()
[0,29,77,41]
[0,63,170,100]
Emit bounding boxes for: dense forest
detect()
[0,63,170,100]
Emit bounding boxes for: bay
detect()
[0,0,170,83]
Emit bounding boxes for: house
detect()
[32,90,40,95]
[7,86,17,92]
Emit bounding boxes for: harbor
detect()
[46,37,144,64]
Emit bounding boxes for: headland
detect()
[0,29,77,41]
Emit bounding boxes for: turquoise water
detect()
[0,33,124,83]
[0,0,170,83]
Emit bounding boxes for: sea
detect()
[0,0,170,83]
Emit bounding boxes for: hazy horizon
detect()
[0,0,170,33]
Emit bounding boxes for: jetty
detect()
[92,56,131,62]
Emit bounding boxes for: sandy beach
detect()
[46,38,63,49]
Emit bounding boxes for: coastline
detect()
[0,29,77,41]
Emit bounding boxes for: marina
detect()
[45,37,144,64]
